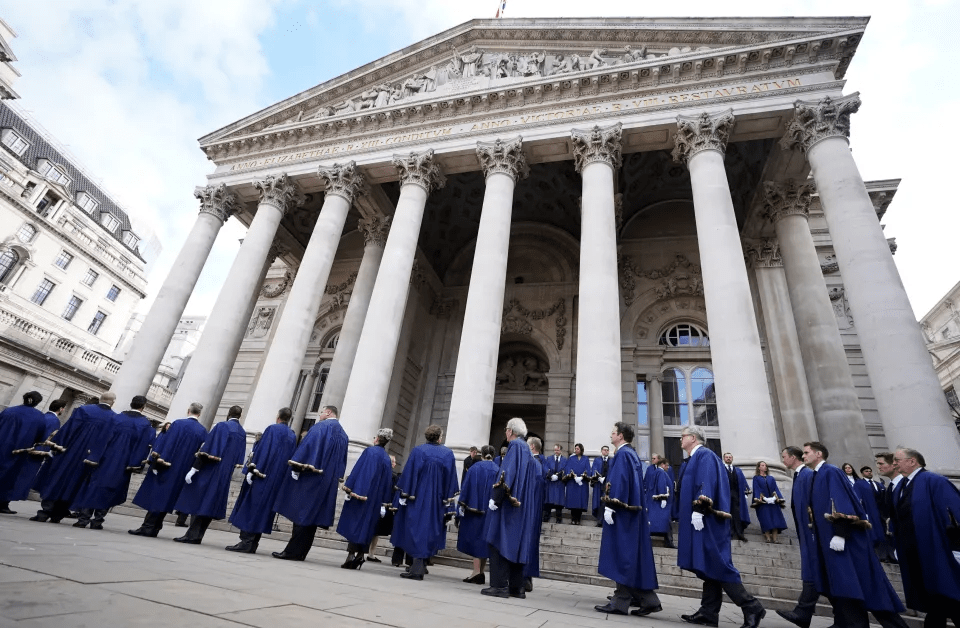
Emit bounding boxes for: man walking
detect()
[0,391,48,514]
[337,428,395,569]
[776,445,822,628]
[722,452,751,541]
[543,444,566,523]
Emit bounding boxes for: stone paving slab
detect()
[0,503,844,628]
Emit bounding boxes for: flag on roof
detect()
[495,1,506,18]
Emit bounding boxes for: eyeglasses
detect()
[892,457,913,463]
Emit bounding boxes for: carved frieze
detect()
[761,179,814,224]
[672,109,735,163]
[195,183,239,223]
[743,238,783,269]
[317,161,369,202]
[820,253,839,274]
[260,269,295,299]
[501,297,567,349]
[324,271,357,313]
[254,173,304,213]
[571,122,623,172]
[618,252,703,306]
[359,215,391,248]
[496,351,549,391]
[828,286,853,329]
[393,149,446,192]
[476,136,530,182]
[246,306,276,339]
[780,93,861,154]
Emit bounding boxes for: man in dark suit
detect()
[722,452,750,541]
[874,452,900,563]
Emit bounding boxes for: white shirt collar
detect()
[814,460,826,472]
[906,467,922,481]
[891,475,903,486]
[689,444,702,456]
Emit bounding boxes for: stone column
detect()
[743,237,818,448]
[168,174,302,427]
[647,374,665,459]
[339,150,444,454]
[781,94,960,474]
[320,215,390,410]
[571,123,624,453]
[111,185,238,405]
[291,366,318,436]
[243,163,367,435]
[761,181,872,461]
[673,111,781,469]
[446,137,529,456]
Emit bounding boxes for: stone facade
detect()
[921,281,960,427]
[116,17,960,477]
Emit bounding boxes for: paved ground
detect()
[0,501,828,628]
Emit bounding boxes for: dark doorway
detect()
[489,403,546,452]
[664,435,723,470]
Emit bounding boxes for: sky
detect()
[1,0,957,319]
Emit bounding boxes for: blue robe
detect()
[599,444,658,590]
[790,466,816,582]
[33,403,117,503]
[676,446,741,583]
[391,441,458,559]
[892,468,960,612]
[563,454,590,510]
[337,444,393,546]
[751,475,787,533]
[523,454,545,578]
[484,438,538,564]
[7,411,61,502]
[543,453,566,505]
[808,463,904,612]
[732,466,751,528]
[175,419,246,519]
[72,411,154,510]
[229,422,296,533]
[273,418,348,527]
[132,417,207,513]
[456,459,498,558]
[646,465,672,534]
[853,478,886,545]
[0,404,49,502]
[590,455,611,517]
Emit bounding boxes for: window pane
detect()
[62,296,82,321]
[106,285,120,301]
[54,251,73,269]
[87,311,106,335]
[636,380,648,426]
[16,224,36,242]
[31,279,54,305]
[309,366,330,413]
[661,368,687,426]
[0,249,18,282]
[691,367,719,427]
[82,269,99,286]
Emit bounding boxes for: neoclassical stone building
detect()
[112,17,960,475]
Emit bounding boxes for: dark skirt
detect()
[375,510,394,536]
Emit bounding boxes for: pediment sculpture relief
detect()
[496,351,549,391]
[501,297,567,349]
[246,306,276,339]
[619,252,703,306]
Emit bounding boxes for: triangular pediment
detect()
[199,16,868,162]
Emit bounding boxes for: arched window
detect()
[0,249,19,283]
[661,367,688,426]
[324,331,340,350]
[659,323,709,347]
[691,367,718,426]
[16,223,37,243]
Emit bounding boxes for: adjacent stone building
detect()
[921,280,960,428]
[112,17,960,476]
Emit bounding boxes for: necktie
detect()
[793,470,799,480]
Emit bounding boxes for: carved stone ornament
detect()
[409,259,427,289]
[317,161,369,203]
[761,179,815,224]
[743,238,783,269]
[672,109,735,164]
[476,136,530,182]
[618,252,702,306]
[820,254,839,275]
[779,93,861,154]
[358,215,391,248]
[429,297,459,318]
[501,297,566,349]
[828,286,853,329]
[393,149,446,193]
[254,173,305,213]
[260,269,295,299]
[267,242,287,265]
[496,351,549,391]
[194,183,239,223]
[570,123,623,173]
[887,237,898,255]
[324,271,357,314]
[246,306,276,339]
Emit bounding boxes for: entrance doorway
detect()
[489,402,546,453]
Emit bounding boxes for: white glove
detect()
[152,469,158,475]
[764,496,776,504]
[345,493,352,501]
[245,473,253,485]
[598,476,605,484]
[184,468,198,484]
[551,474,559,481]
[574,476,583,486]
[660,500,667,509]
[953,551,960,566]
[380,506,386,518]
[488,498,498,512]
[829,536,845,552]
[399,497,407,506]
[604,507,614,525]
[291,470,300,480]
[692,512,704,531]
[458,506,465,516]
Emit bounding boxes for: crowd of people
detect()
[1,390,959,627]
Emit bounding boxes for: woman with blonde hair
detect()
[751,461,787,543]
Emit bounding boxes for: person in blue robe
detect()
[3,399,65,514]
[272,405,348,561]
[853,475,887,552]
[522,437,545,590]
[481,418,537,598]
[393,424,458,580]
[802,441,907,628]
[721,452,751,541]
[337,428,395,569]
[0,391,48,514]
[71,396,155,529]
[676,426,765,628]
[891,447,960,628]
[590,446,611,526]
[563,443,590,525]
[172,405,246,544]
[594,421,661,616]
[128,403,208,537]
[751,461,787,543]
[367,453,398,563]
[457,445,498,584]
[31,392,119,523]
[647,460,674,547]
[543,444,566,523]
[493,446,506,467]
[226,407,297,554]
[872,453,899,563]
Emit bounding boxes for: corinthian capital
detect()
[672,110,735,164]
[194,183,239,223]
[358,215,391,248]
[762,179,815,224]
[743,238,783,269]
[571,123,623,173]
[780,93,861,154]
[254,173,304,214]
[318,161,369,203]
[476,136,530,182]
[393,149,446,193]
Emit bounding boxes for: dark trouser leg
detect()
[610,583,638,613]
[571,509,582,524]
[507,558,524,593]
[792,580,819,622]
[391,546,406,566]
[409,557,426,577]
[76,508,93,526]
[830,597,869,628]
[175,511,188,526]
[90,509,107,526]
[148,511,166,535]
[284,524,318,559]
[871,610,909,628]
[35,499,69,522]
[239,530,261,550]
[0,500,13,513]
[488,544,508,589]
[182,515,211,541]
[920,594,960,628]
[553,505,563,523]
[698,579,723,623]
[721,580,764,614]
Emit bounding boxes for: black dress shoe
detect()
[225,543,255,553]
[366,556,381,563]
[173,536,200,544]
[271,551,303,561]
[741,607,765,628]
[463,573,485,584]
[89,524,103,530]
[29,515,49,522]
[681,612,719,627]
[594,603,626,615]
[523,577,533,592]
[775,610,810,628]
[0,507,16,514]
[72,521,87,528]
[128,527,158,537]
[400,571,423,580]
[508,589,525,599]
[480,586,509,598]
[631,605,663,617]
